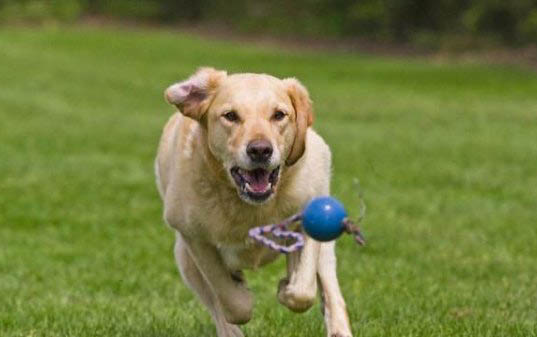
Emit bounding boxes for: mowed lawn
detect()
[1,26,537,337]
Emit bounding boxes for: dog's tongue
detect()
[243,168,270,193]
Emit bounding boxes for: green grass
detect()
[1,26,537,337]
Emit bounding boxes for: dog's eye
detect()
[222,111,239,122]
[272,110,286,121]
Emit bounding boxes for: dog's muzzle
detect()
[230,166,280,203]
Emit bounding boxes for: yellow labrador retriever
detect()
[155,68,352,337]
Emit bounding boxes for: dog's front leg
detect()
[175,234,244,337]
[278,235,320,312]
[317,241,352,337]
[185,238,253,325]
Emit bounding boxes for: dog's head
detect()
[165,67,313,204]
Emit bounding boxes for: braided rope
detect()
[248,214,304,254]
[249,212,366,253]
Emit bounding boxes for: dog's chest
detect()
[213,214,301,270]
[217,240,281,270]
[191,186,303,270]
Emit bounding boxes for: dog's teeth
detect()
[245,182,272,194]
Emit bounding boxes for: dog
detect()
[155,67,352,337]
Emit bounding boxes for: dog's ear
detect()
[284,78,314,166]
[165,67,227,121]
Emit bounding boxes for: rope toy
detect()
[248,196,366,254]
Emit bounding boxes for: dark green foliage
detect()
[1,0,537,45]
[0,0,85,22]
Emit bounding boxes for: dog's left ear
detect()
[165,67,227,121]
[284,78,314,166]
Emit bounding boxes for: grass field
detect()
[1,26,537,337]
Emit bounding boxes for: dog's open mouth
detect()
[230,166,280,202]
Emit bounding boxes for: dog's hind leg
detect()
[317,241,352,337]
[175,233,244,337]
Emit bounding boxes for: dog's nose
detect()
[247,140,273,163]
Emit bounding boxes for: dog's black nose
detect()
[247,140,273,163]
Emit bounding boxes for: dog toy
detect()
[248,196,365,254]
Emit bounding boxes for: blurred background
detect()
[2,0,537,50]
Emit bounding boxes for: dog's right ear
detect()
[165,67,227,121]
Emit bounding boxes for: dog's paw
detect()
[277,278,316,313]
[218,278,253,325]
[329,333,352,337]
[326,317,353,337]
[221,288,253,325]
[216,322,244,337]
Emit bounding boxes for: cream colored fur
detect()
[155,68,352,337]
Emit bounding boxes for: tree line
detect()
[2,0,536,47]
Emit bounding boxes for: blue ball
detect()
[302,196,347,242]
